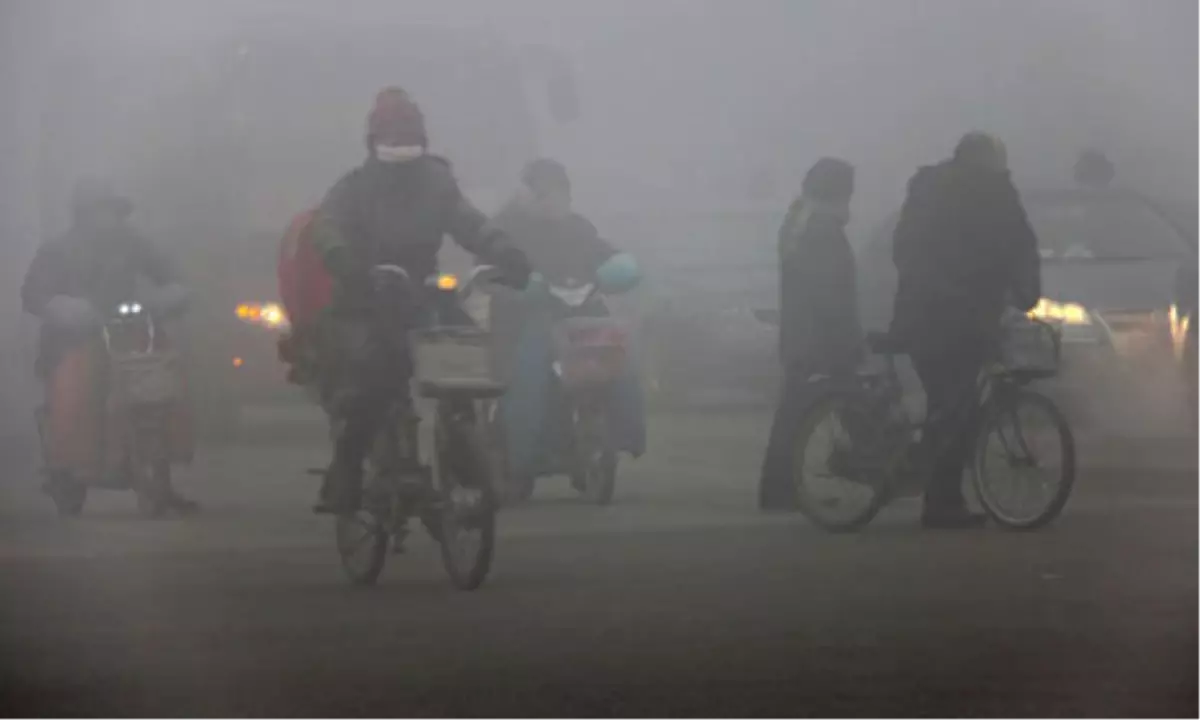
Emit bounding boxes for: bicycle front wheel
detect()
[972,388,1076,530]
[437,416,496,591]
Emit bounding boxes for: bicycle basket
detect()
[999,317,1061,377]
[410,327,504,397]
[110,351,180,406]
[551,317,629,391]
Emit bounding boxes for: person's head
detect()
[365,87,427,162]
[801,157,855,206]
[953,132,1008,172]
[70,177,132,234]
[520,158,572,217]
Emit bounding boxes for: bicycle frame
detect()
[851,344,1044,492]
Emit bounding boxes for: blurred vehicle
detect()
[609,209,783,408]
[858,187,1198,433]
[184,231,298,440]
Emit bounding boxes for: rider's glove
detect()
[41,295,101,333]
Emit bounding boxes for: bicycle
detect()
[331,265,505,589]
[790,316,1076,532]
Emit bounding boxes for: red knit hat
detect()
[366,87,427,148]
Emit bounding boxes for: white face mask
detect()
[374,145,425,163]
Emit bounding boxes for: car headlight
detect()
[236,302,290,331]
[1028,298,1091,326]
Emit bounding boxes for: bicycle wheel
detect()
[336,510,388,585]
[437,420,496,591]
[573,406,617,506]
[792,392,889,532]
[972,388,1075,530]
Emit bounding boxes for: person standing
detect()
[889,133,1041,528]
[759,158,860,511]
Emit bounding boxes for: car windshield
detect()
[1026,197,1187,261]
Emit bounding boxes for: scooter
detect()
[493,280,631,505]
[39,301,184,517]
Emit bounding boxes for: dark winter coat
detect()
[889,161,1041,354]
[491,201,617,286]
[777,204,862,373]
[310,155,516,311]
[488,200,617,353]
[21,224,176,376]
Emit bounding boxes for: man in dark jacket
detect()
[310,87,530,513]
[890,133,1041,528]
[22,178,196,512]
[759,157,860,511]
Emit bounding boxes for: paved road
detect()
[1,412,1195,716]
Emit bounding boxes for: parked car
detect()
[857,187,1197,434]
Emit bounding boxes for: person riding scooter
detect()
[490,159,645,497]
[21,178,196,515]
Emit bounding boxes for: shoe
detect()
[921,506,987,529]
[165,491,200,516]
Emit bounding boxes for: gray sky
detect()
[3,0,1195,234]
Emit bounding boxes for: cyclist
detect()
[889,132,1041,528]
[759,157,860,511]
[309,87,531,514]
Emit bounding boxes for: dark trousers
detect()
[759,362,824,511]
[911,342,987,511]
[319,316,408,501]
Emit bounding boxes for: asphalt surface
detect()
[1,410,1196,717]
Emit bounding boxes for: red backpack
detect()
[277,208,333,330]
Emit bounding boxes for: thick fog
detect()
[0,0,1195,445]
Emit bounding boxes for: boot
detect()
[164,487,200,516]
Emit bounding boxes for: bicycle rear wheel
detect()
[972,388,1075,530]
[792,392,890,532]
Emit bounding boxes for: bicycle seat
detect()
[865,331,905,356]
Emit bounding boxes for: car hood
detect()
[1041,259,1183,313]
